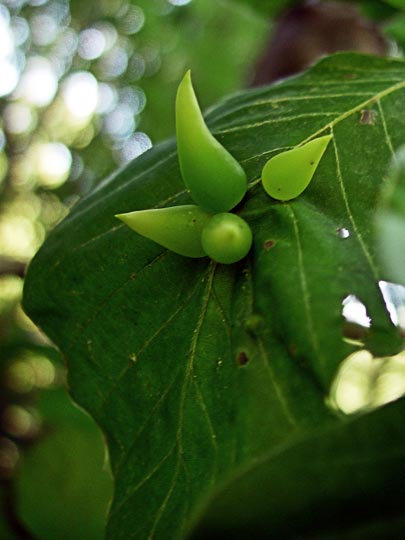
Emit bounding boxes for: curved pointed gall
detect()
[115,205,213,258]
[261,135,333,201]
[176,71,247,212]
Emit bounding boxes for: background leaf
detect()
[15,390,112,540]
[23,53,404,539]
[376,146,405,285]
[189,397,405,540]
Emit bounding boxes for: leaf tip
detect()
[114,212,137,228]
[179,69,193,91]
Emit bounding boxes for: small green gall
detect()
[176,71,247,212]
[261,134,333,201]
[201,213,252,264]
[115,205,213,258]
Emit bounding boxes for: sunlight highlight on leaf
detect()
[330,349,405,414]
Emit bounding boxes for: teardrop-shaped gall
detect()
[115,205,213,258]
[201,213,252,264]
[176,71,247,212]
[261,135,333,201]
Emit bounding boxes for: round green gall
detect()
[201,213,252,264]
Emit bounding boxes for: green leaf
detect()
[15,390,113,540]
[376,146,405,284]
[189,397,405,540]
[381,0,405,9]
[23,53,404,539]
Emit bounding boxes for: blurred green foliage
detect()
[16,390,112,540]
[0,0,267,537]
[1,0,405,538]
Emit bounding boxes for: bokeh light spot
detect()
[3,102,34,134]
[10,16,30,46]
[30,13,58,46]
[62,71,98,119]
[94,21,117,50]
[2,405,40,438]
[6,353,56,393]
[168,0,193,5]
[0,275,23,313]
[0,437,19,478]
[119,5,145,35]
[0,6,19,97]
[119,86,146,114]
[104,104,135,138]
[96,82,118,114]
[17,56,58,107]
[0,130,6,151]
[98,46,128,79]
[127,53,145,81]
[36,142,72,187]
[28,0,49,6]
[119,132,152,163]
[78,28,107,60]
[0,214,38,258]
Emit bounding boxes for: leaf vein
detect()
[377,99,396,159]
[192,377,219,460]
[111,443,177,519]
[299,80,405,145]
[215,112,339,135]
[98,270,207,415]
[147,455,182,540]
[147,263,217,539]
[331,127,379,279]
[257,337,297,427]
[286,205,323,367]
[67,252,170,352]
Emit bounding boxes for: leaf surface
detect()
[23,53,404,539]
[189,397,405,540]
[376,146,405,284]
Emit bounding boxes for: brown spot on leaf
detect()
[236,351,250,366]
[263,239,276,250]
[360,109,377,126]
[343,73,357,79]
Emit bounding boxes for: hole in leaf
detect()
[342,295,371,328]
[337,227,350,239]
[379,280,405,331]
[236,351,249,366]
